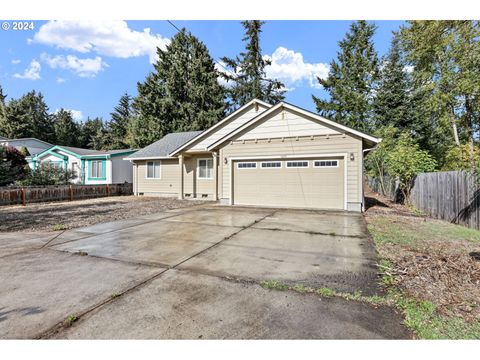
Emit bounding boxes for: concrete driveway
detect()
[0,204,410,339]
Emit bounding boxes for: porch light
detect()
[224,157,228,164]
[350,153,355,161]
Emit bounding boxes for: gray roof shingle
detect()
[59,146,136,156]
[125,131,203,159]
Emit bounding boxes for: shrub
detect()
[0,146,29,186]
[17,162,75,186]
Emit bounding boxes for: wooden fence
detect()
[409,171,480,229]
[369,171,480,230]
[0,183,133,206]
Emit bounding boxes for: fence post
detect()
[69,185,73,201]
[106,184,110,197]
[21,188,26,206]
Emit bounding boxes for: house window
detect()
[48,161,63,170]
[286,160,309,168]
[89,160,105,179]
[260,161,281,169]
[237,162,257,169]
[198,158,214,179]
[314,160,339,168]
[146,161,161,179]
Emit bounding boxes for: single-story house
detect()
[125,99,381,211]
[0,137,53,167]
[33,145,136,185]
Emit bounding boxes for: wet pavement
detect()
[0,204,410,339]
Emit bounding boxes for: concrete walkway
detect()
[0,204,411,339]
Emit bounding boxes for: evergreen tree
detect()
[53,109,80,147]
[373,36,412,131]
[0,86,7,138]
[79,117,105,149]
[105,93,132,149]
[313,20,379,133]
[1,98,31,139]
[221,20,285,110]
[131,29,226,148]
[0,90,56,142]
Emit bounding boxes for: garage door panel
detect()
[233,157,344,210]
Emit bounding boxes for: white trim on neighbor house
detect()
[227,153,348,210]
[207,102,381,151]
[197,158,214,180]
[145,160,162,179]
[168,99,272,157]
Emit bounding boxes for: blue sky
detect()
[0,20,405,122]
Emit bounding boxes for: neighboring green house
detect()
[32,145,136,185]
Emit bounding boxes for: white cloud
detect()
[11,59,21,64]
[13,59,41,80]
[403,65,414,74]
[55,108,83,121]
[56,77,66,83]
[32,20,170,63]
[215,61,233,87]
[41,53,107,78]
[264,47,329,89]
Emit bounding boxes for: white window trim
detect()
[313,159,339,168]
[197,158,214,180]
[237,162,257,170]
[260,161,282,169]
[286,160,309,168]
[145,160,162,179]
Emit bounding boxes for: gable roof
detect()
[34,145,136,160]
[125,131,203,160]
[206,101,381,150]
[168,99,272,156]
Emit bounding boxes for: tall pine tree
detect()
[54,109,80,147]
[373,36,412,131]
[221,20,285,111]
[79,117,105,149]
[131,29,226,148]
[104,93,132,149]
[0,86,7,138]
[0,90,56,142]
[313,20,379,133]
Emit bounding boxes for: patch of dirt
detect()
[364,186,420,217]
[365,186,480,323]
[0,196,211,232]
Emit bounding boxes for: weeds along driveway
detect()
[0,205,410,339]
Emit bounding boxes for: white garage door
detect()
[232,157,345,210]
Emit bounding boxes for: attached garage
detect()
[232,156,345,210]
[130,99,381,212]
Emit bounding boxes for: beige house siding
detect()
[237,107,340,140]
[135,159,179,195]
[187,103,269,152]
[219,134,362,209]
[183,154,215,198]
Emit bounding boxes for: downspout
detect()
[362,143,380,212]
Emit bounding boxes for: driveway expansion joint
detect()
[38,209,278,339]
